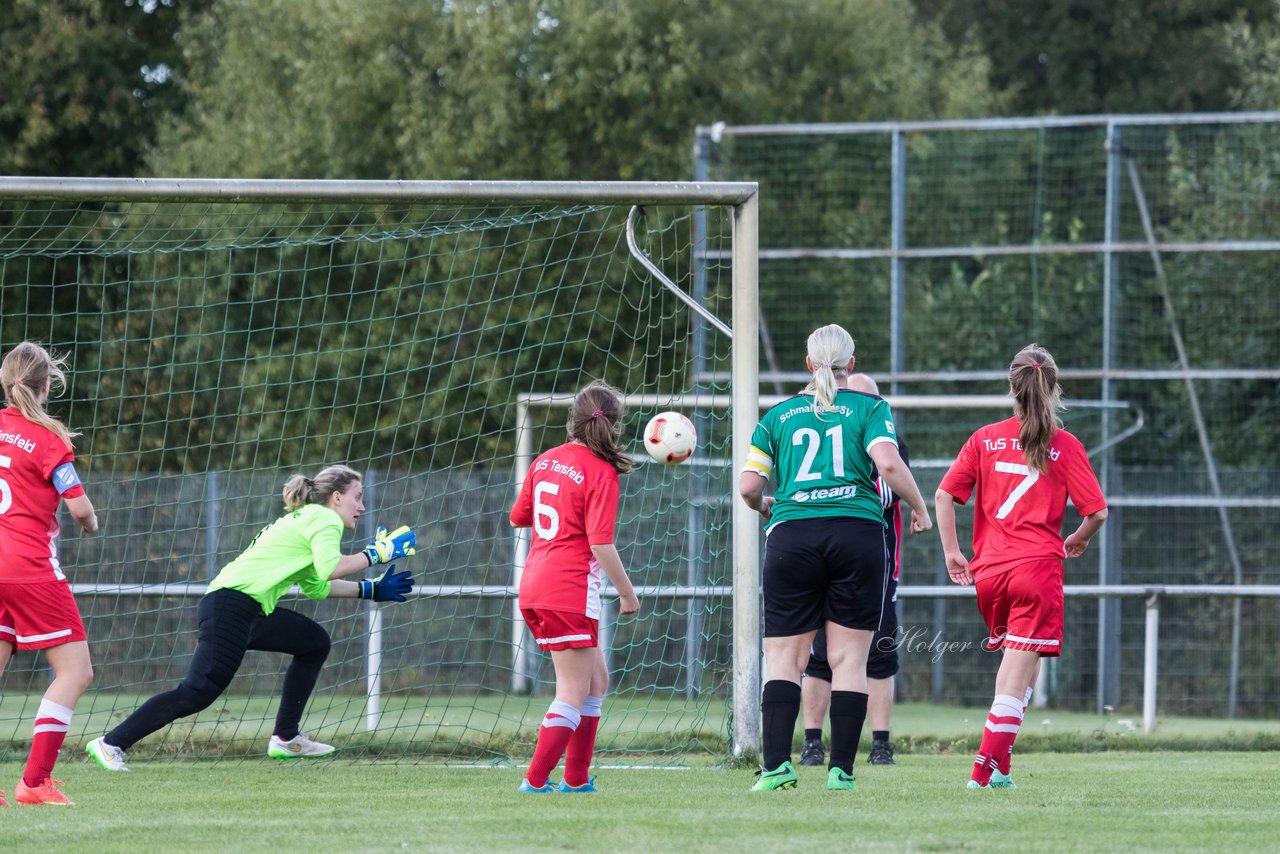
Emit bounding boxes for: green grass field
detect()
[2,753,1275,852]
[4,696,1277,851]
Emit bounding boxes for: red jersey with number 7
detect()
[510,442,620,619]
[938,416,1106,582]
[0,406,87,583]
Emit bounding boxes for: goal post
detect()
[0,177,760,764]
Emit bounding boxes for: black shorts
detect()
[762,516,889,637]
[804,578,900,681]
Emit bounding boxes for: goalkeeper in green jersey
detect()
[86,464,416,771]
[739,324,932,793]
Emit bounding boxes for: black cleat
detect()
[799,738,825,766]
[868,738,895,765]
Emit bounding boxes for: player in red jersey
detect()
[0,343,99,806]
[510,381,639,794]
[936,345,1107,790]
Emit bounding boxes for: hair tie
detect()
[1030,362,1043,369]
[591,409,604,419]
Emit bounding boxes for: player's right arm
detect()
[1061,433,1108,557]
[591,543,639,615]
[586,471,638,614]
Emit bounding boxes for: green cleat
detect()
[989,769,1017,789]
[751,761,798,791]
[826,767,856,791]
[85,737,130,772]
[966,779,990,790]
[518,780,554,794]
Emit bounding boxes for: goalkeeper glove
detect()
[363,524,417,566]
[357,564,414,603]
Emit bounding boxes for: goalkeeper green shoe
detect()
[751,761,798,791]
[989,769,1017,789]
[85,737,130,772]
[556,776,597,793]
[826,767,856,791]
[518,780,554,794]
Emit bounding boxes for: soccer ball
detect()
[643,411,697,464]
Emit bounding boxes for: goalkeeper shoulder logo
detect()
[791,485,858,502]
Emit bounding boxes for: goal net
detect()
[0,179,759,764]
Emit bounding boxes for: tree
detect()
[147,0,1002,181]
[914,0,1275,115]
[0,0,210,177]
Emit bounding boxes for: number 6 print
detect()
[532,481,560,540]
[993,461,1038,519]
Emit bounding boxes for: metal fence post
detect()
[364,468,382,732]
[1143,589,1160,733]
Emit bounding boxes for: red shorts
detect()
[0,580,87,650]
[521,607,598,651]
[974,559,1064,658]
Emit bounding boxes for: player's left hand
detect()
[363,525,417,565]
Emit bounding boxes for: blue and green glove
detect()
[357,564,414,603]
[363,525,417,566]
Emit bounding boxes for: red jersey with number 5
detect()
[510,442,620,618]
[938,416,1106,581]
[0,407,86,583]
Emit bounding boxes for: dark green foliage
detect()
[916,0,1276,114]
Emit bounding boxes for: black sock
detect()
[761,680,802,770]
[828,691,869,774]
[872,730,890,743]
[804,728,823,743]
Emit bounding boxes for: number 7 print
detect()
[993,461,1038,519]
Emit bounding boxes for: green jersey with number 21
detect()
[743,390,898,531]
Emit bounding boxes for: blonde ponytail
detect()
[282,464,362,511]
[801,324,855,416]
[0,341,77,448]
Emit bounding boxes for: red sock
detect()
[971,694,1024,784]
[525,700,580,788]
[563,696,602,787]
[24,699,73,787]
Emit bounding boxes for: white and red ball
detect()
[643,411,697,464]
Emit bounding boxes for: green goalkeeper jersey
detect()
[743,389,899,531]
[207,503,345,614]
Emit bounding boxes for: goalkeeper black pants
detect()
[105,588,331,751]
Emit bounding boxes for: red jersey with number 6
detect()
[0,406,86,583]
[510,442,620,619]
[938,416,1106,582]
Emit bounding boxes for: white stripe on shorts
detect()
[16,628,72,644]
[1004,633,1059,647]
[535,633,592,646]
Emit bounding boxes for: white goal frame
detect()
[0,176,763,755]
